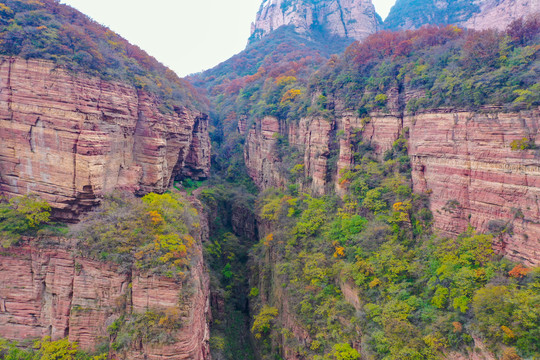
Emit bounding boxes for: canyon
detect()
[244,108,540,266]
[0,57,210,221]
[0,0,538,358]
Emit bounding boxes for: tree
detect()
[328,343,361,360]
[251,306,278,339]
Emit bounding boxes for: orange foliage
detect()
[508,264,532,278]
[264,233,274,246]
[501,325,516,339]
[148,210,164,226]
[333,246,345,258]
[280,89,302,104]
[452,322,462,333]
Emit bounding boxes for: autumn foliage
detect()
[74,193,199,278]
[0,0,207,110]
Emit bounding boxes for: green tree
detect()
[251,306,278,339]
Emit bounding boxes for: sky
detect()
[60,0,396,77]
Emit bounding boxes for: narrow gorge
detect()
[0,0,539,359]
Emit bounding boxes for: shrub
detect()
[251,306,278,339]
[0,194,51,247]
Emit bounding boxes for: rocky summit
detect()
[250,0,381,42]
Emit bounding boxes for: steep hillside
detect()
[0,1,213,358]
[251,0,381,42]
[384,0,540,31]
[0,193,211,359]
[222,22,540,360]
[0,0,211,220]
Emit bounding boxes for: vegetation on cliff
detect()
[0,336,106,360]
[73,192,199,279]
[0,0,206,111]
[210,18,539,137]
[316,18,540,115]
[0,194,67,247]
[248,135,539,359]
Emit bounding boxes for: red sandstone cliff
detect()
[0,234,211,359]
[0,57,211,220]
[244,109,540,266]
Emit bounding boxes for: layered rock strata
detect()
[0,234,211,359]
[0,57,210,220]
[250,0,380,42]
[244,109,540,266]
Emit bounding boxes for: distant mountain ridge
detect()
[250,0,381,42]
[384,0,540,30]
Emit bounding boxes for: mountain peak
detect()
[384,0,540,31]
[250,0,381,43]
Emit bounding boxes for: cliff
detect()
[0,57,210,220]
[384,0,540,31]
[244,109,540,266]
[0,230,211,359]
[250,0,380,42]
[462,0,540,30]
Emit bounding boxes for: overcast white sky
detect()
[60,0,396,77]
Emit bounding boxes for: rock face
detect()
[244,109,540,266]
[0,236,211,358]
[0,57,210,220]
[463,0,540,30]
[384,0,539,31]
[250,0,380,42]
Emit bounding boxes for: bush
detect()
[0,194,51,247]
[251,306,278,339]
[73,192,198,277]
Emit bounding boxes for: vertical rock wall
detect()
[0,235,211,359]
[244,109,540,265]
[251,0,380,42]
[0,57,210,220]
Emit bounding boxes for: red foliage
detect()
[345,25,464,66]
[508,264,532,278]
[463,29,501,67]
[507,14,540,45]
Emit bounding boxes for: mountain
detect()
[0,0,539,360]
[0,0,210,220]
[250,0,381,42]
[0,1,211,358]
[384,0,540,30]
